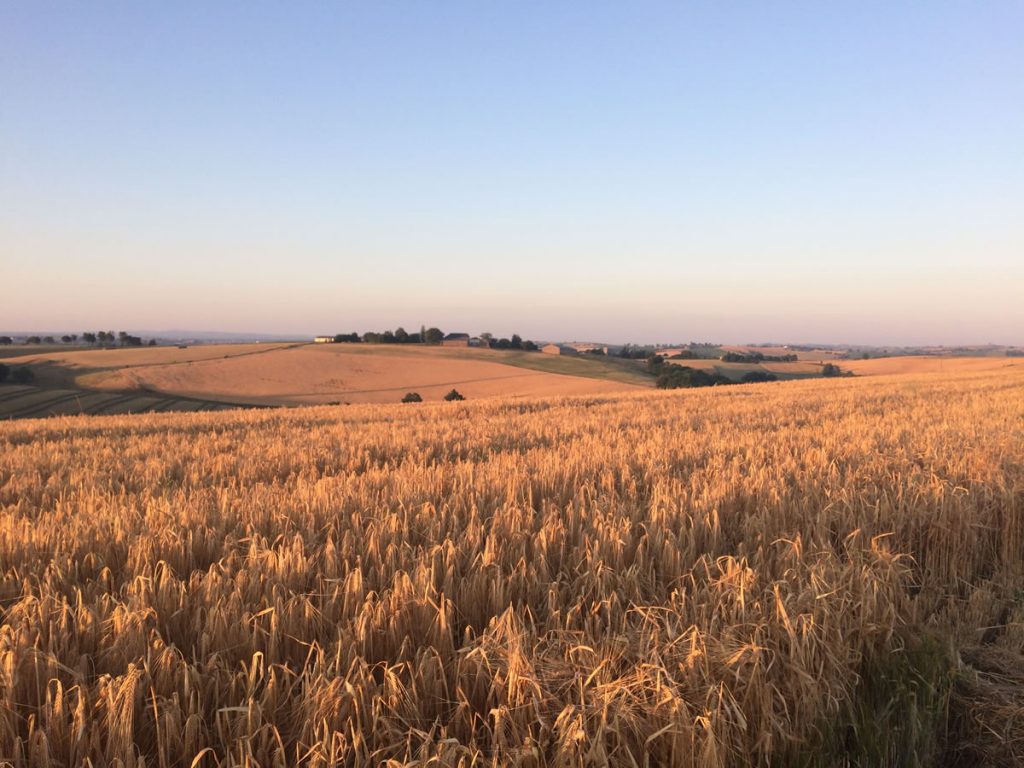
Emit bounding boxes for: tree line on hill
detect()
[606,346,798,364]
[616,346,800,363]
[0,332,156,347]
[328,328,538,350]
[719,351,799,363]
[334,327,442,344]
[646,354,846,389]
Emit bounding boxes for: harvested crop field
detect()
[0,342,298,370]
[0,343,301,389]
[78,343,643,404]
[2,366,1023,765]
[665,355,1022,382]
[841,355,1022,376]
[0,385,244,419]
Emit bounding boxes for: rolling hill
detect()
[1,343,648,414]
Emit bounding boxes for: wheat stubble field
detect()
[1,366,1023,766]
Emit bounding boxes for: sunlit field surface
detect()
[1,367,1022,766]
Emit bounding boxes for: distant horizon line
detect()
[1,328,1021,351]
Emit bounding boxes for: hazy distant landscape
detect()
[4,331,1020,419]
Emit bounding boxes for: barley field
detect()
[1,366,1022,766]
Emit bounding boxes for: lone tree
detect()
[443,389,465,401]
[822,363,842,377]
[401,392,422,403]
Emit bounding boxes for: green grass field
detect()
[485,350,654,385]
[666,358,827,381]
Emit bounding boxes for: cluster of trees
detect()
[646,354,784,389]
[650,357,846,388]
[654,366,781,389]
[0,364,34,384]
[6,332,156,347]
[655,365,733,389]
[688,344,725,358]
[347,327,444,344]
[617,344,655,359]
[619,345,724,361]
[720,351,798,363]
[330,328,538,350]
[484,333,537,351]
[821,363,843,377]
[81,331,151,347]
[106,331,146,347]
[401,388,466,403]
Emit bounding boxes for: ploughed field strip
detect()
[0,385,242,419]
[1,367,1023,766]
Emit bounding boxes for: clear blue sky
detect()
[2,3,1021,344]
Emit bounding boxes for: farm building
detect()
[542,344,579,356]
[442,333,471,347]
[313,336,335,343]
